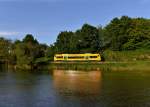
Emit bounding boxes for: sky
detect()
[0,0,150,45]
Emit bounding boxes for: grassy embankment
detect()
[50,49,150,71]
[10,49,150,71]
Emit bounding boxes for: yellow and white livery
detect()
[54,53,101,61]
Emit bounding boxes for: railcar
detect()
[54,53,101,61]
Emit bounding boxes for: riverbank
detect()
[103,49,150,62]
[48,61,150,71]
[4,61,150,72]
[5,49,150,72]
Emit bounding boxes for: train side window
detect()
[56,56,63,58]
[68,56,84,59]
[90,56,97,58]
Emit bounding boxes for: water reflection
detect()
[53,70,102,106]
[0,63,7,72]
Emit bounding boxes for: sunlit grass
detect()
[49,61,150,71]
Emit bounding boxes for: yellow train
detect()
[54,53,101,61]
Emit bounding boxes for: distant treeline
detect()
[0,16,150,68]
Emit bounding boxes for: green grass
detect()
[48,61,150,71]
[47,49,150,71]
[12,49,150,72]
[103,49,150,62]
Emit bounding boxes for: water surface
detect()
[0,68,150,107]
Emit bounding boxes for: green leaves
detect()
[23,34,39,44]
[13,34,48,66]
[0,37,11,61]
[51,24,103,55]
[104,16,150,51]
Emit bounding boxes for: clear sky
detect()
[0,0,150,45]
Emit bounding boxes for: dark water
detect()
[0,68,150,107]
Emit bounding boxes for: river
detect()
[0,67,150,107]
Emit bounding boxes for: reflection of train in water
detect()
[54,54,101,61]
[53,70,102,97]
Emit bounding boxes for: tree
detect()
[75,24,100,53]
[55,31,75,53]
[0,37,11,62]
[104,16,150,50]
[104,16,132,50]
[23,34,39,44]
[49,24,103,57]
[122,18,150,50]
[46,44,56,61]
[14,34,48,68]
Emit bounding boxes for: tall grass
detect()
[49,61,150,71]
[48,50,150,71]
[103,49,150,62]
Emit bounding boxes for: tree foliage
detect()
[104,16,150,50]
[47,24,103,56]
[0,37,11,61]
[12,34,48,67]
